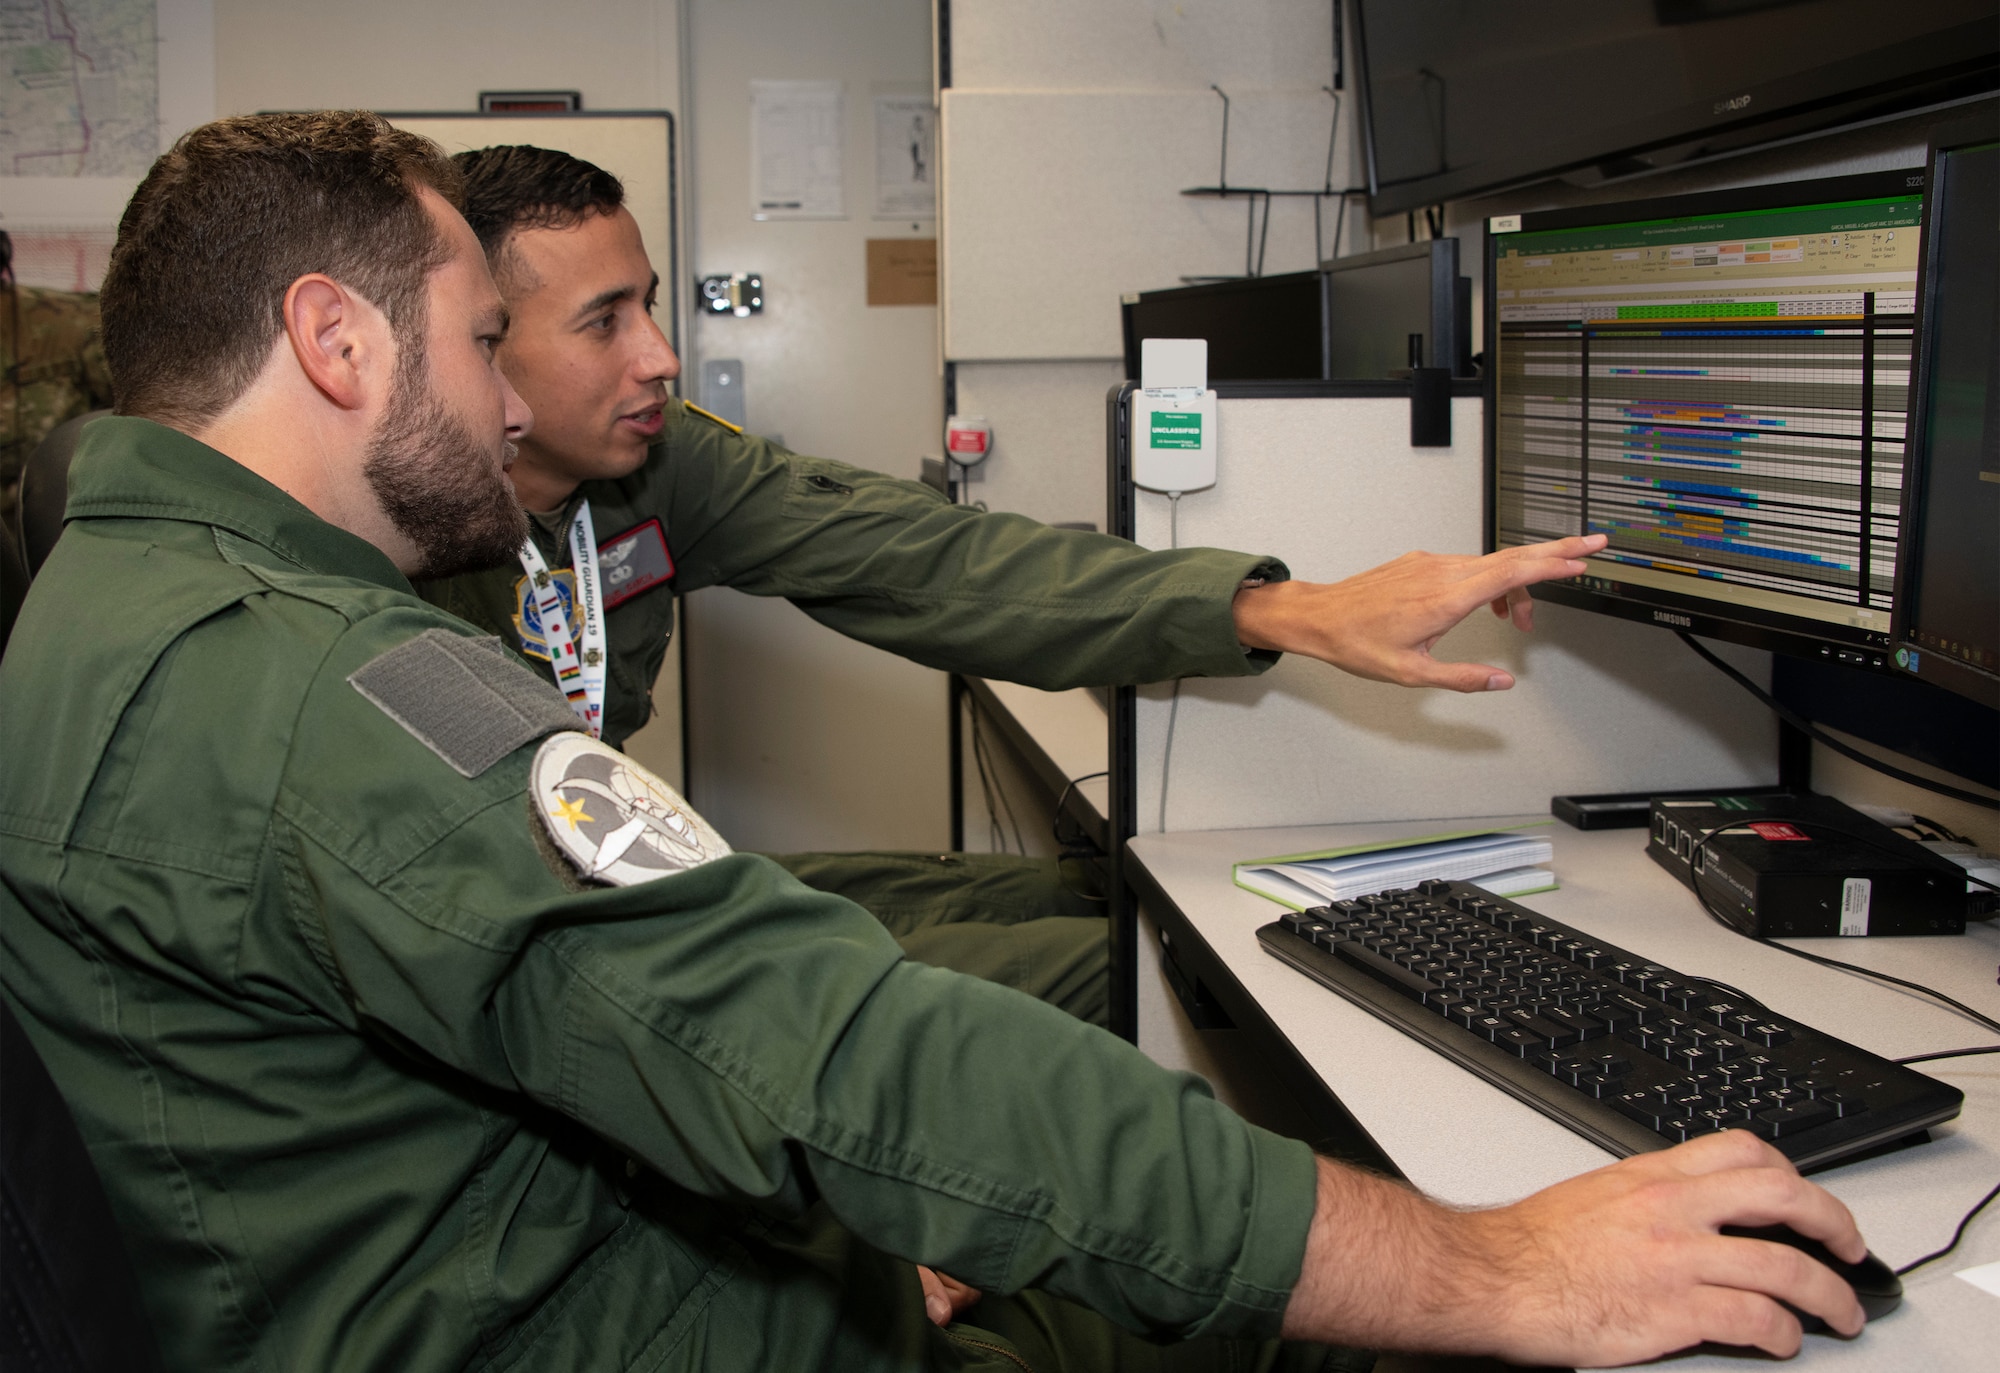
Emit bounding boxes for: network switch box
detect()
[1647,792,1966,938]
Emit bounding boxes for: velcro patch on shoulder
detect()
[350,628,580,778]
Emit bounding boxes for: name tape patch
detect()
[350,629,581,777]
[598,518,674,610]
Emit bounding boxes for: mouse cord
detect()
[1895,1178,2000,1277]
[1894,1045,2000,1065]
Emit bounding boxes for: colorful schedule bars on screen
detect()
[1491,192,1920,636]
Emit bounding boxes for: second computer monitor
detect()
[1893,113,2000,709]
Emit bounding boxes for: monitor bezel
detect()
[1888,111,2000,709]
[1481,166,1928,674]
[1353,1,1995,216]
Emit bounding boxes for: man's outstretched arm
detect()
[1282,1130,1866,1365]
[1233,533,1610,692]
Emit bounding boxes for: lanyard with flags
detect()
[517,501,608,739]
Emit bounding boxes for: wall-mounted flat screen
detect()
[1356,0,1995,214]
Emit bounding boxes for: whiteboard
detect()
[385,112,679,355]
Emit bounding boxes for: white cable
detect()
[1159,492,1183,833]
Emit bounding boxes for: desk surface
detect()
[1128,816,2000,1370]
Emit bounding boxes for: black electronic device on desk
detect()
[1648,792,1972,936]
[1257,880,1963,1170]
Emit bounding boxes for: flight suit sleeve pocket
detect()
[780,455,949,523]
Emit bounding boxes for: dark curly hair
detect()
[452,145,625,285]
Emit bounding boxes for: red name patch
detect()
[597,518,675,610]
[1747,821,1809,842]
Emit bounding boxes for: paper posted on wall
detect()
[751,79,844,220]
[874,94,935,219]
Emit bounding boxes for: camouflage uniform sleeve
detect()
[633,407,1289,687]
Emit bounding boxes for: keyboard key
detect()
[1331,942,1441,1001]
[1504,1010,1581,1050]
[1495,1027,1547,1056]
[1698,1000,1741,1025]
[1539,1004,1605,1042]
[1755,1100,1836,1137]
[1614,1093,1672,1131]
[1578,1073,1622,1099]
[1749,1022,1794,1047]
[1815,1091,1868,1118]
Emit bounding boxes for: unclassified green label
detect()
[1150,412,1202,449]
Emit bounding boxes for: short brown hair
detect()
[101,111,464,428]
[452,145,624,290]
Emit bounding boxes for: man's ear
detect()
[283,274,388,412]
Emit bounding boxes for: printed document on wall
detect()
[751,79,844,220]
[873,94,934,219]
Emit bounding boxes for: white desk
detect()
[1127,816,2000,1370]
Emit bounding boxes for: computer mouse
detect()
[1722,1224,1902,1330]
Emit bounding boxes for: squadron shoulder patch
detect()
[532,733,732,885]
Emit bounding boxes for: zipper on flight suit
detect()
[803,473,854,495]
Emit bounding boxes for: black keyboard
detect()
[1258,880,1964,1170]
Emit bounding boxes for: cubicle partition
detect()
[1102,379,1784,1038]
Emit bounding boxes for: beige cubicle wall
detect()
[1127,392,1780,836]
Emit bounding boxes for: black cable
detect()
[966,696,1023,855]
[1894,1179,1999,1276]
[1685,826,2000,1037]
[1677,632,2000,811]
[1912,814,1974,845]
[1895,1045,2000,1065]
[1051,770,1111,905]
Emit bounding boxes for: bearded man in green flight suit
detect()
[1,110,1871,1373]
[415,146,1578,1030]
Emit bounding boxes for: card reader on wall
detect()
[1132,338,1217,494]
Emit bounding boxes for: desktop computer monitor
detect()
[1119,273,1329,384]
[1892,113,2000,711]
[1321,240,1472,379]
[1483,168,1928,672]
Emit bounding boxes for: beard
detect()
[362,351,527,581]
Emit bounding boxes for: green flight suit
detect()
[0,418,1363,1371]
[417,403,1286,1024]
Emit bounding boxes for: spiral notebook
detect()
[1234,823,1556,911]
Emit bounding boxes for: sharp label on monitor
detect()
[1484,169,1935,668]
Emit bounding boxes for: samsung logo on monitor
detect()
[1653,611,1694,628]
[1713,93,1753,115]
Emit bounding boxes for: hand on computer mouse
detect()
[1342,1128,1872,1366]
[1720,1223,1903,1330]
